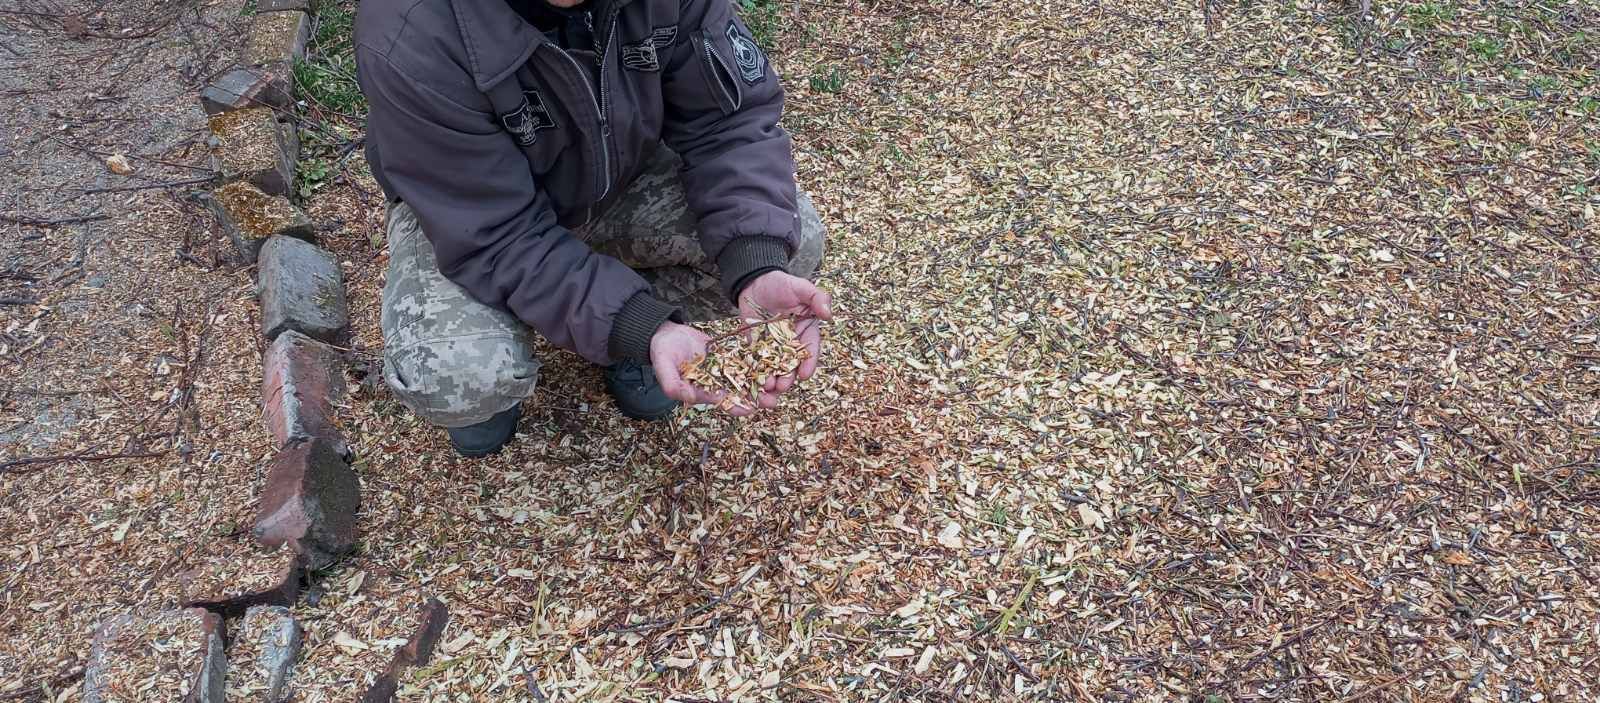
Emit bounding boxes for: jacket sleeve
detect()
[660,0,799,302]
[358,49,679,365]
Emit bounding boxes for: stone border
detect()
[86,4,447,699]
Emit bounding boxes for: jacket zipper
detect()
[596,10,619,136]
[552,47,611,205]
[700,35,739,111]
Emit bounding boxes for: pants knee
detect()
[792,192,827,280]
[383,335,540,428]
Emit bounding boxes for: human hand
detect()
[648,321,773,416]
[737,271,833,394]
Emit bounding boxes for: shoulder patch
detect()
[622,25,679,72]
[726,20,765,85]
[499,88,556,147]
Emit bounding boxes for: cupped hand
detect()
[648,321,774,416]
[737,271,833,394]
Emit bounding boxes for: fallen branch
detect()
[0,450,166,475]
[0,212,109,227]
[80,175,214,194]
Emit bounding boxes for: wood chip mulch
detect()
[3,0,1597,701]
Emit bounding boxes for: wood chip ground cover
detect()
[2,0,1597,701]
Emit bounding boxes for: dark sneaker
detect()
[447,406,521,457]
[604,360,679,421]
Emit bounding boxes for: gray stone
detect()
[258,236,348,343]
[278,119,301,169]
[206,181,314,262]
[263,329,349,455]
[244,10,309,68]
[201,66,292,115]
[234,606,304,702]
[256,0,311,11]
[85,609,226,703]
[209,107,295,196]
[253,436,361,569]
[86,273,108,288]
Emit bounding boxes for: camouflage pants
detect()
[380,147,826,428]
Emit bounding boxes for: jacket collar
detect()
[451,0,626,92]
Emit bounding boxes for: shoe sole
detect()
[453,443,507,458]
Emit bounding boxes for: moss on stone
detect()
[216,181,307,240]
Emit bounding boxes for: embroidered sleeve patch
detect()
[622,25,679,72]
[726,20,766,85]
[500,88,557,147]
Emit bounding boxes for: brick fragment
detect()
[200,66,292,115]
[178,543,305,614]
[252,436,360,569]
[256,0,311,11]
[263,329,348,454]
[358,597,451,703]
[232,606,304,702]
[244,9,309,68]
[84,609,226,703]
[206,181,313,261]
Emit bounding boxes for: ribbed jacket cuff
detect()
[608,292,681,362]
[718,236,791,303]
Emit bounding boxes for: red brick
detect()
[262,329,347,455]
[252,437,359,570]
[177,543,305,615]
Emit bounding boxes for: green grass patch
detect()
[808,66,846,94]
[1406,1,1457,29]
[295,0,364,118]
[1468,35,1503,62]
[738,0,781,47]
[292,0,366,200]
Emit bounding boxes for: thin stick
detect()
[706,312,798,344]
[0,450,166,475]
[0,212,108,227]
[79,176,214,194]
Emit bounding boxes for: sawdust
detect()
[243,9,309,67]
[208,107,282,184]
[680,315,809,410]
[214,180,305,239]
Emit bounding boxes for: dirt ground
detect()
[3,0,1599,701]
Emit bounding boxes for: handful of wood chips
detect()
[679,316,809,411]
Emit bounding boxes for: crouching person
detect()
[354,0,830,456]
